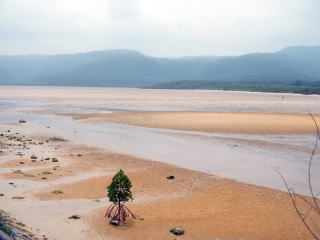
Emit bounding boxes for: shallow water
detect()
[0,104,319,195]
[1,88,320,195]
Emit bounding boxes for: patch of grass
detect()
[13,169,23,174]
[52,190,64,194]
[42,171,52,175]
[16,136,24,141]
[30,154,37,159]
[44,157,50,160]
[52,158,58,162]
[7,135,16,140]
[0,209,13,236]
[23,173,35,177]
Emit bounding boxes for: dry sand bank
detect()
[0,124,316,240]
[72,111,320,135]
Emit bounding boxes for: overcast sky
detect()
[0,0,319,57]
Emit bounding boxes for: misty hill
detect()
[0,46,319,91]
[279,46,320,77]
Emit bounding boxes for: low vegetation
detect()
[0,209,13,236]
[52,190,64,194]
[149,79,320,95]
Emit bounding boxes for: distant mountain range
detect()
[0,46,320,93]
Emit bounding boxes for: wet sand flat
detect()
[0,125,315,240]
[73,111,320,134]
[2,85,320,113]
[1,86,320,239]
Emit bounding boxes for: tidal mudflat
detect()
[0,86,319,239]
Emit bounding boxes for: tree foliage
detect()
[107,169,133,204]
[105,170,137,224]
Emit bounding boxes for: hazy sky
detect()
[0,0,319,57]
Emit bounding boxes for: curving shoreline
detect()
[0,122,315,240]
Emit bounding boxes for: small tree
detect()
[105,170,137,225]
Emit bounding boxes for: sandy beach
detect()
[1,86,319,240]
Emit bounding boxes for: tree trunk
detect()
[118,200,121,222]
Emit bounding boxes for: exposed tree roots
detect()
[105,203,138,224]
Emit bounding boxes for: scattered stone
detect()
[31,154,37,159]
[44,157,50,160]
[77,154,82,157]
[31,160,36,162]
[110,220,120,226]
[170,226,185,235]
[22,234,30,239]
[166,175,175,180]
[0,193,4,196]
[41,177,47,180]
[11,196,25,199]
[50,136,66,142]
[94,199,100,202]
[28,233,35,238]
[19,161,25,164]
[52,158,58,162]
[16,222,26,227]
[19,119,27,123]
[68,215,81,219]
[8,182,14,185]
